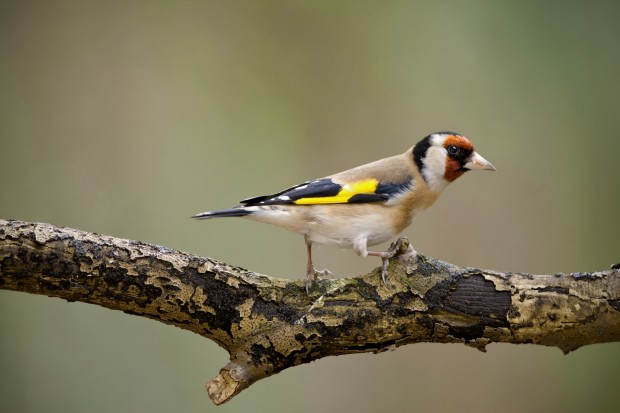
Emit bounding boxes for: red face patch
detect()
[444,158,466,181]
[443,135,473,182]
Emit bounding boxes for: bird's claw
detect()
[305,268,333,295]
[379,251,395,288]
[380,259,390,288]
[378,237,411,288]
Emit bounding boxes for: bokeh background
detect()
[1,1,619,412]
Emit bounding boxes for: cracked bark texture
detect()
[1,219,619,405]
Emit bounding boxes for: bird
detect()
[193,131,495,293]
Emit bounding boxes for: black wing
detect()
[239,177,412,206]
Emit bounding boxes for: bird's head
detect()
[413,131,495,191]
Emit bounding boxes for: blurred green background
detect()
[1,1,619,412]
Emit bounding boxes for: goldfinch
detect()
[193,132,495,293]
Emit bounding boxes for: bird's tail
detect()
[192,207,255,220]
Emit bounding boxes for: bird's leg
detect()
[304,235,332,295]
[356,237,413,288]
[365,250,394,288]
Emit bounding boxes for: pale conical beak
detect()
[463,151,496,171]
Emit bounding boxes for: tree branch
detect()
[1,219,619,405]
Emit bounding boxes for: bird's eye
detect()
[447,145,459,156]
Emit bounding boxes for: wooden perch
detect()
[1,219,619,405]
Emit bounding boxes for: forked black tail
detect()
[192,207,253,220]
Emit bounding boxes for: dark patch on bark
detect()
[535,286,570,295]
[584,313,598,323]
[609,299,620,312]
[429,274,510,327]
[281,282,304,297]
[251,298,303,324]
[416,314,435,332]
[323,300,357,307]
[294,333,320,344]
[396,323,409,335]
[155,277,182,292]
[249,339,322,375]
[307,306,380,344]
[355,279,391,308]
[250,342,283,368]
[424,277,456,309]
[388,290,418,317]
[344,339,397,353]
[411,257,444,278]
[449,324,485,341]
[184,272,246,337]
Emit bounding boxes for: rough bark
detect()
[1,219,619,405]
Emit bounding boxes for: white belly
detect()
[303,214,396,248]
[247,204,404,249]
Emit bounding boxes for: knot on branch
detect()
[206,360,256,405]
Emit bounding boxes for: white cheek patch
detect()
[422,146,449,190]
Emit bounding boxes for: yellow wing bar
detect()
[293,179,379,205]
